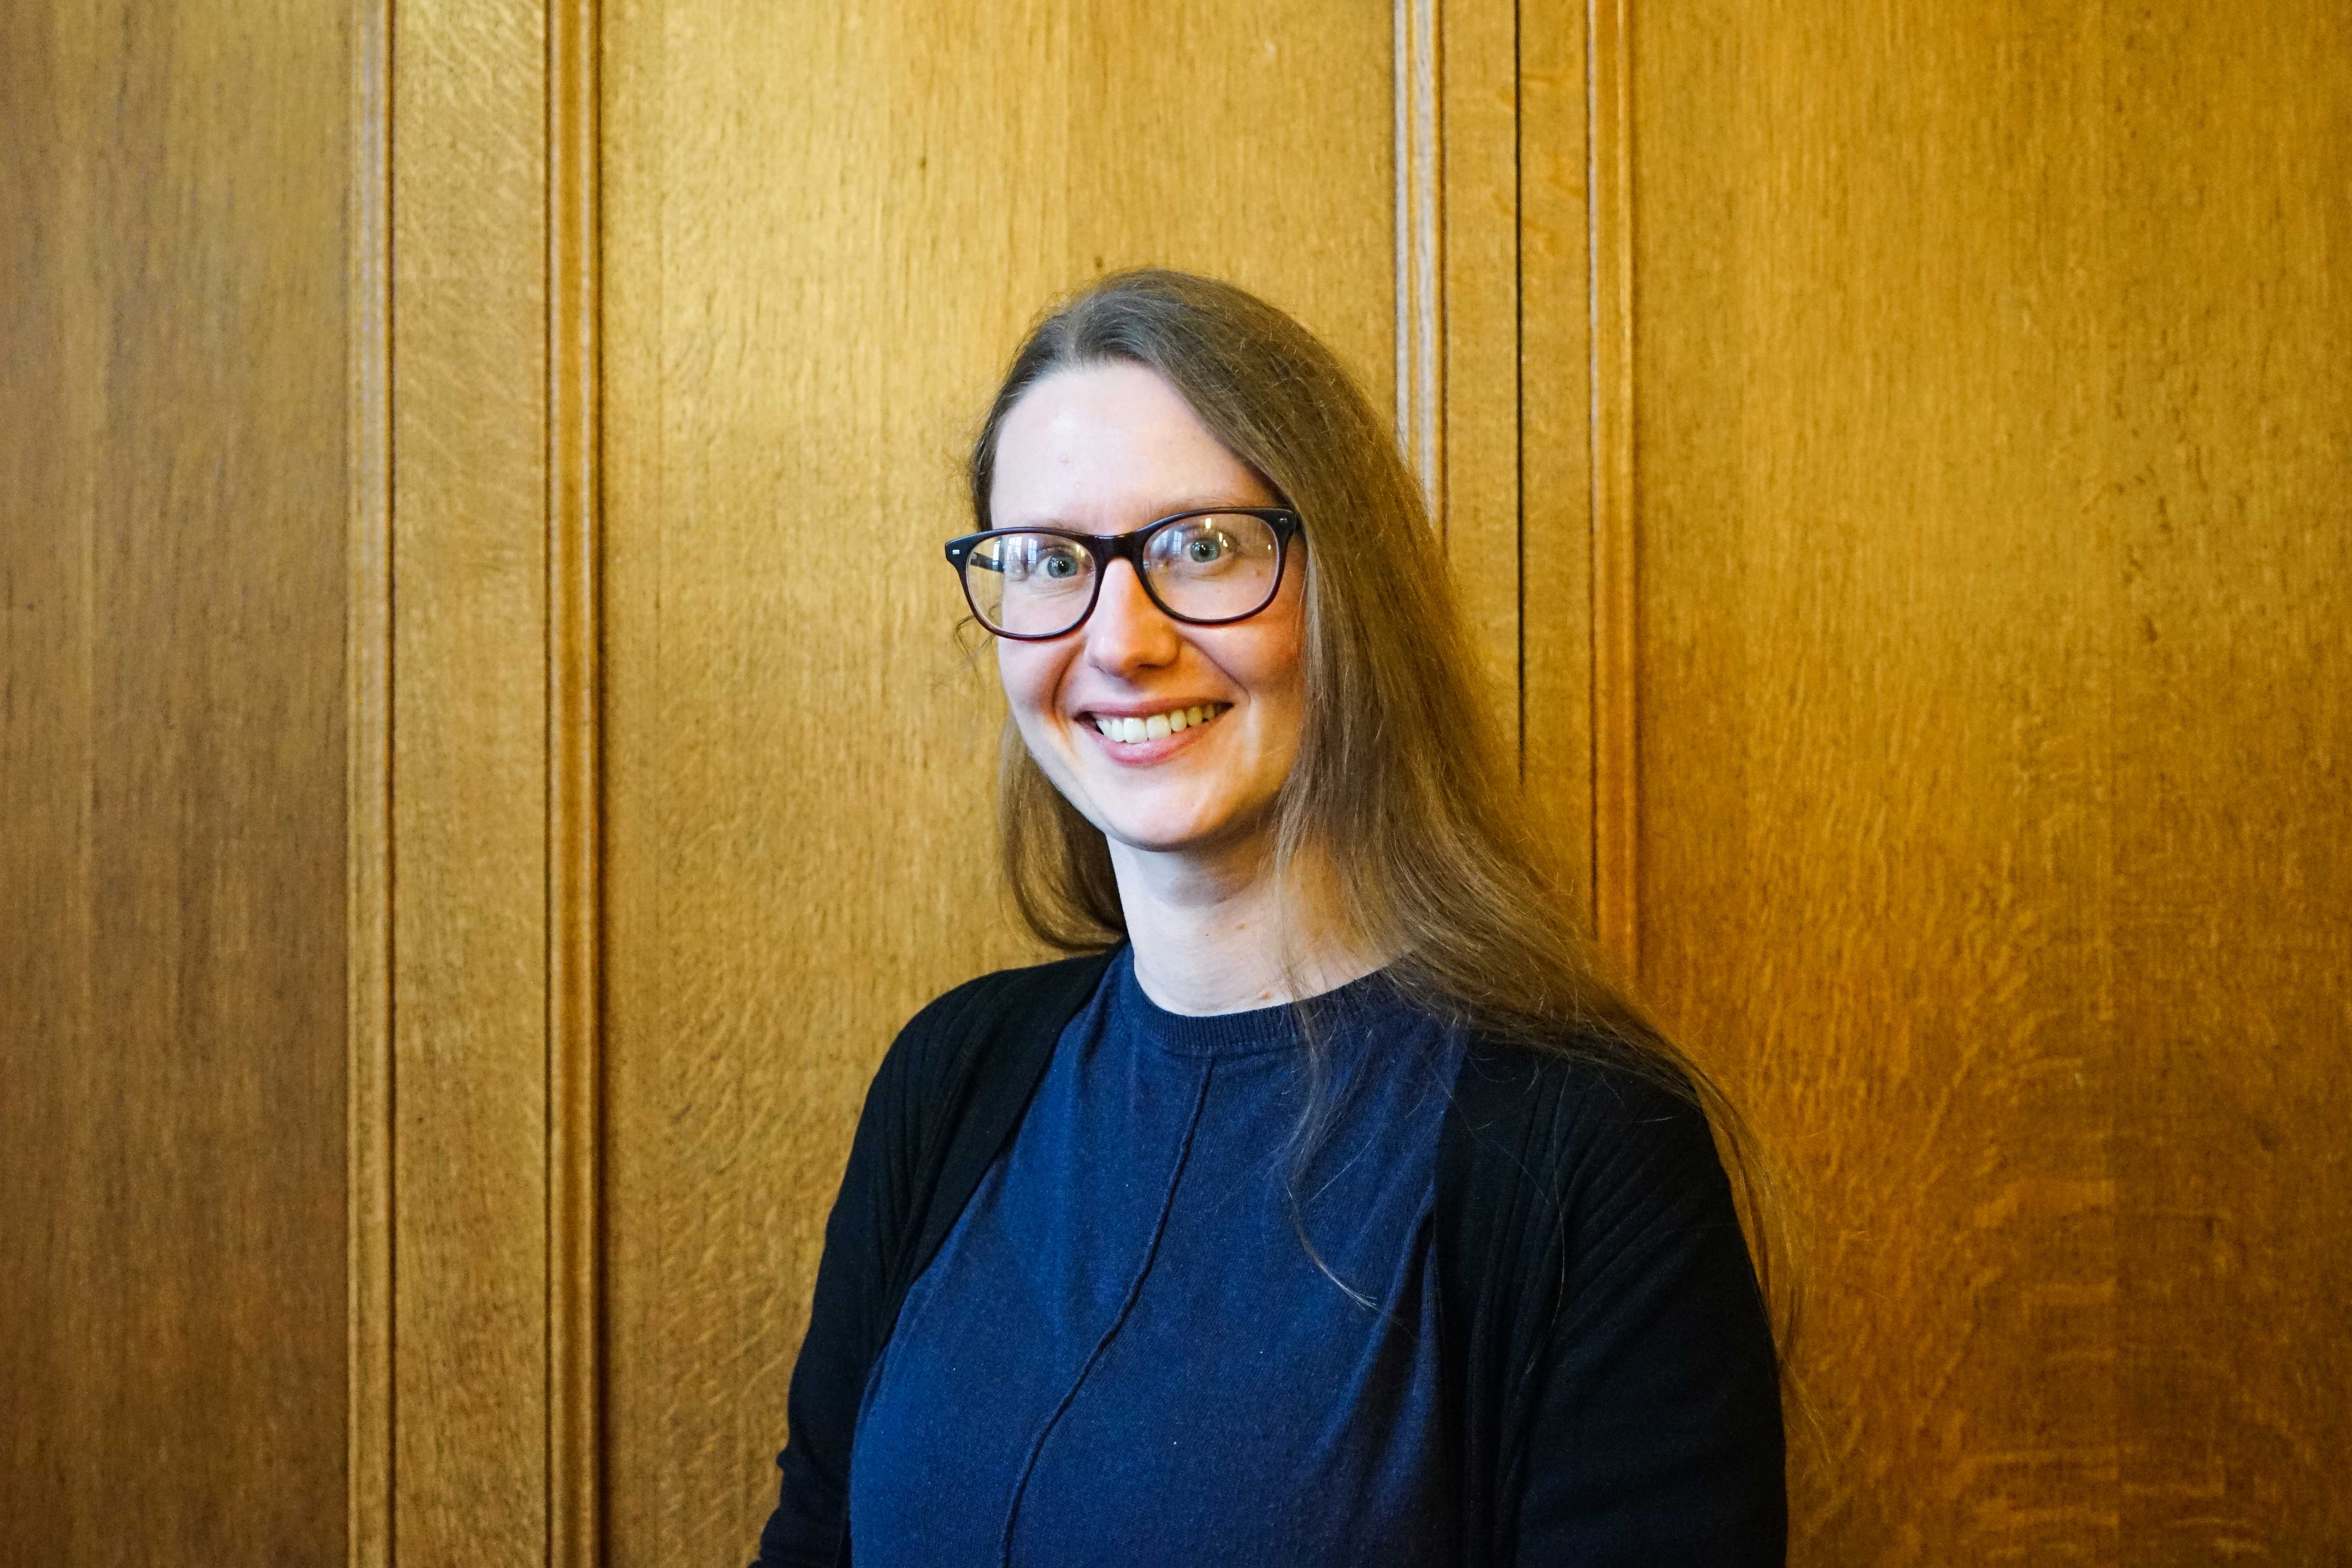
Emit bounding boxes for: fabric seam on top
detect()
[994,1053,1219,1567]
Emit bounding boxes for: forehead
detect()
[989,361,1271,529]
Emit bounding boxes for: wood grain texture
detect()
[1438,0,1525,762]
[1586,0,1638,974]
[546,0,606,1561]
[390,0,551,1558]
[347,0,395,1561]
[598,1,1393,1558]
[0,0,353,1560]
[1514,0,1596,919]
[1631,0,2351,1559]
[2104,6,2350,1554]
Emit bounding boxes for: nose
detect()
[1082,559,1181,677]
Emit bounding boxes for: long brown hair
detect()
[969,269,1788,1332]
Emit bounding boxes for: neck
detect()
[1106,829,1381,1015]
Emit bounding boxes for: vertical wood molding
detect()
[347,0,396,1560]
[546,0,605,1560]
[1515,0,1600,922]
[1431,0,1527,759]
[1395,0,1445,517]
[1587,0,1638,975]
[1414,0,1600,918]
[388,0,549,1548]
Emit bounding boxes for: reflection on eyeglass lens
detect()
[961,511,1287,637]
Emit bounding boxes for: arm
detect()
[1507,1077,1787,1565]
[750,1039,921,1568]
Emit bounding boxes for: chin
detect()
[1103,823,1225,857]
[1092,799,1277,861]
[1044,751,1279,860]
[1090,802,1215,853]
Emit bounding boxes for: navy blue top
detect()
[846,950,1465,1566]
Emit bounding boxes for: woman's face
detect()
[988,361,1308,862]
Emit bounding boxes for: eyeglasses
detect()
[944,507,1304,640]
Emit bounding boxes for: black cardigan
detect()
[754,952,1785,1567]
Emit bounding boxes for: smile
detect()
[1088,702,1231,745]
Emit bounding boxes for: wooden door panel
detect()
[0,0,355,1560]
[2104,6,2352,1550]
[1631,0,2352,1559]
[386,0,555,1561]
[599,1,1394,1557]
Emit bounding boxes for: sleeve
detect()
[1507,1075,1787,1566]
[750,1026,927,1568]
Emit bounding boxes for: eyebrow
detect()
[995,499,1275,532]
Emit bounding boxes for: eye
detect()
[1153,519,1242,571]
[1003,536,1088,585]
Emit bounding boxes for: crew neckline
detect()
[1110,946,1399,1059]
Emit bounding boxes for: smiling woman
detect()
[987,364,1317,924]
[751,271,1786,1568]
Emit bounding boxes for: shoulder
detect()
[1439,1030,1769,1389]
[1451,1031,1715,1156]
[892,948,1119,1050]
[1444,1031,1731,1237]
[832,948,1121,1235]
[1443,1036,1785,1559]
[872,948,1119,1102]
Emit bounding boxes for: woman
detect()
[754,270,1784,1567]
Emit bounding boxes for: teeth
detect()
[1092,703,1227,744]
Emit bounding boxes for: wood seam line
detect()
[1395,0,1445,522]
[547,0,605,1558]
[346,0,395,1559]
[1588,0,1639,975]
[1392,0,1408,490]
[1513,0,1527,782]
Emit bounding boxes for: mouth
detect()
[1083,702,1231,746]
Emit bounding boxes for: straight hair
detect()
[969,269,1788,1338]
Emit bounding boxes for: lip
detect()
[1071,707,1226,767]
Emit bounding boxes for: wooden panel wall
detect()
[11,0,2338,1562]
[1630,0,2352,1560]
[387,0,552,1560]
[1513,0,1600,901]
[0,0,354,1561]
[1435,0,1599,905]
[597,1,1399,1557]
[2103,12,2350,1548]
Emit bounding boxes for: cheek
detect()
[1257,561,1309,684]
[1236,603,1309,712]
[1253,624,1311,767]
[995,640,1064,729]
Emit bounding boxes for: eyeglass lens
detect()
[962,513,1283,637]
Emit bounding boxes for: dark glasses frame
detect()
[943,506,1305,640]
